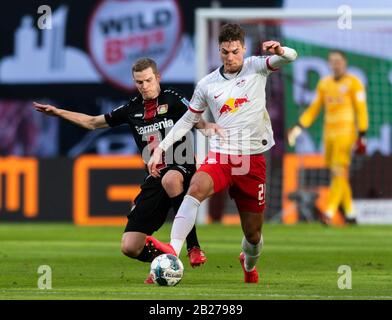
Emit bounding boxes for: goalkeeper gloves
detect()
[354,132,367,155]
[287,125,303,147]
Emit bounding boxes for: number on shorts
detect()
[258,183,265,205]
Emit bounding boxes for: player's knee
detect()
[188,180,210,200]
[121,240,142,258]
[161,172,184,196]
[187,173,214,200]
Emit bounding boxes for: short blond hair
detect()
[132,58,158,75]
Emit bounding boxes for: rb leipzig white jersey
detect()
[189,56,276,155]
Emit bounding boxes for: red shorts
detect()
[198,152,266,213]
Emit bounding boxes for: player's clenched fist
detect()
[262,40,285,56]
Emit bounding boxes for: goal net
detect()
[195,8,392,224]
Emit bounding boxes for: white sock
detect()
[170,195,201,256]
[242,235,263,272]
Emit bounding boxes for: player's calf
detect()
[122,232,157,262]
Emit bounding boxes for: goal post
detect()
[194,8,392,224]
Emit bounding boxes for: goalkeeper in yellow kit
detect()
[288,50,368,225]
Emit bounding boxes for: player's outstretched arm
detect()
[33,102,108,130]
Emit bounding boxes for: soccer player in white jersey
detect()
[147,24,297,283]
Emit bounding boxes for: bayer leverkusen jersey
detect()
[104,87,195,169]
[188,56,277,155]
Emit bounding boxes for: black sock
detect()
[136,245,154,262]
[171,192,200,251]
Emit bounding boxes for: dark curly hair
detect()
[218,23,245,45]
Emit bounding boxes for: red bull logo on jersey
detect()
[219,96,250,115]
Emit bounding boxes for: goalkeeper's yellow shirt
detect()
[299,73,368,140]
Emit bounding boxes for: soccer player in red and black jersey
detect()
[34,58,223,283]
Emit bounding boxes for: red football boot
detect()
[145,235,176,257]
[187,247,207,268]
[239,252,259,283]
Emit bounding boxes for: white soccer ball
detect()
[150,254,184,286]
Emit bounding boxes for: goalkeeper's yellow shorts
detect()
[324,136,355,168]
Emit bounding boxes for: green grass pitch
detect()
[0,223,391,300]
